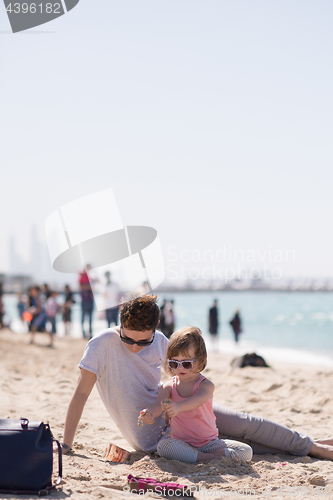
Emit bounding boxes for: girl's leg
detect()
[213,404,313,456]
[157,437,251,463]
[202,438,252,461]
[157,438,198,463]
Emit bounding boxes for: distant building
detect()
[9,235,27,276]
[0,273,33,293]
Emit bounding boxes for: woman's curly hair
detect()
[120,294,160,331]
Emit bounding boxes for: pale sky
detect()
[1,0,333,284]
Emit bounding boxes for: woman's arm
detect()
[139,382,172,424]
[62,368,97,453]
[164,379,214,418]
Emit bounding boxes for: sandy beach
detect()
[0,328,332,499]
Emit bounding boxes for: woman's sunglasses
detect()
[120,326,155,346]
[167,358,196,370]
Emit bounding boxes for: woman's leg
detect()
[213,404,313,456]
[315,438,333,445]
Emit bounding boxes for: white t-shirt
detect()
[103,282,120,309]
[79,328,169,452]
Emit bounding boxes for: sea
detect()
[3,291,333,367]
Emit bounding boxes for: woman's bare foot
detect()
[315,438,333,446]
[309,442,333,460]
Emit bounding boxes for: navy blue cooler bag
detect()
[0,418,62,495]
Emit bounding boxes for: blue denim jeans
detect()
[81,301,94,338]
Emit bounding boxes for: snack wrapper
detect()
[103,443,131,462]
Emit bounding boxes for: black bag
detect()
[0,418,62,495]
[231,352,270,368]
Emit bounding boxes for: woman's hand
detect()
[139,410,154,425]
[162,401,179,418]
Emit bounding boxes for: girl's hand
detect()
[139,410,154,425]
[162,402,179,418]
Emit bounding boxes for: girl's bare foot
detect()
[211,448,226,457]
[196,450,224,462]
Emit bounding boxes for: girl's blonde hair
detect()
[164,326,207,374]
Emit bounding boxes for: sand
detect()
[0,328,332,499]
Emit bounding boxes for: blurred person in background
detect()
[103,271,120,328]
[0,284,4,329]
[163,299,175,339]
[159,299,167,334]
[229,309,242,343]
[45,291,59,337]
[17,291,27,329]
[41,283,51,300]
[79,265,95,339]
[208,299,219,351]
[63,284,75,337]
[28,286,53,346]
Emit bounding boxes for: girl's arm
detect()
[139,382,172,424]
[164,379,214,418]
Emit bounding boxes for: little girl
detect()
[139,326,253,463]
